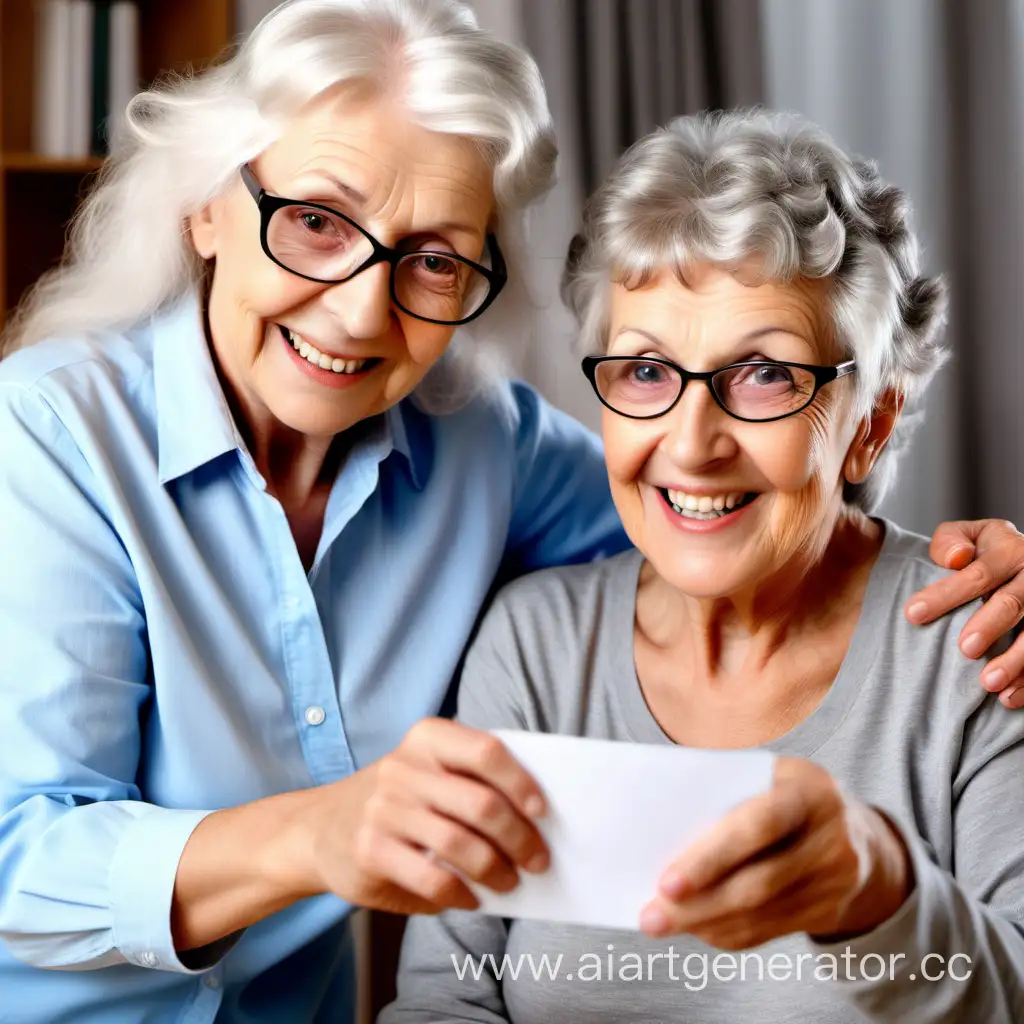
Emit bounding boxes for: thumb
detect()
[930,520,980,570]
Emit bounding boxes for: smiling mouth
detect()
[278,324,382,375]
[658,488,759,521]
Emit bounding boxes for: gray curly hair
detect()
[562,108,949,512]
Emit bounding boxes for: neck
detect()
[637,509,883,681]
[207,328,344,506]
[245,418,342,505]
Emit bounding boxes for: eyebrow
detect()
[304,170,485,244]
[614,324,811,354]
[305,170,368,207]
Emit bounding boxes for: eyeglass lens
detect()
[265,203,492,323]
[593,359,818,419]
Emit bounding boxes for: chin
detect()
[647,551,757,600]
[266,393,374,438]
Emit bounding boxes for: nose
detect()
[320,263,392,339]
[659,379,738,469]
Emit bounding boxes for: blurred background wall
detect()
[5,0,1021,536]
[254,0,1024,534]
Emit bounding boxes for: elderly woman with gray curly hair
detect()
[383,110,1024,1024]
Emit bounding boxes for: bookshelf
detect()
[0,0,235,331]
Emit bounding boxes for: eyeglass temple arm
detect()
[240,163,262,202]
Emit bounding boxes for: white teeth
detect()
[666,489,751,519]
[283,326,371,375]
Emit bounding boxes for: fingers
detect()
[906,559,996,628]
[928,519,983,574]
[374,801,520,892]
[355,833,479,912]
[980,631,1024,691]
[641,839,811,938]
[396,766,549,875]
[1000,681,1024,709]
[911,519,1024,629]
[405,719,548,821]
[959,584,1024,660]
[654,770,811,901]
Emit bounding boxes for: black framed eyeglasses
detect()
[240,163,506,326]
[581,355,857,423]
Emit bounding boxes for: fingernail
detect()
[524,796,546,819]
[983,668,1008,692]
[907,602,928,623]
[1002,686,1019,704]
[949,544,976,568]
[525,852,548,873]
[962,633,986,659]
[639,905,670,936]
[659,870,688,899]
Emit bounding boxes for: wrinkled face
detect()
[602,263,871,599]
[189,88,496,439]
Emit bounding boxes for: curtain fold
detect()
[518,0,766,429]
[529,0,764,193]
[763,0,1024,531]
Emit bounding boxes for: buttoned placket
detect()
[238,424,393,787]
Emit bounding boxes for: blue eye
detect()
[751,364,794,386]
[631,362,667,384]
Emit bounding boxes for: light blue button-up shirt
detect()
[0,293,628,1023]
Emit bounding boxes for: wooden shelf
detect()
[0,0,234,332]
[1,153,105,173]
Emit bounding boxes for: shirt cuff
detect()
[109,805,234,974]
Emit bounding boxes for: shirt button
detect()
[140,951,158,967]
[305,706,326,726]
[204,974,220,989]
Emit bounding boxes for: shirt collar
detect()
[153,290,243,485]
[153,288,432,490]
[385,399,429,491]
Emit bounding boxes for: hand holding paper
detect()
[466,730,775,931]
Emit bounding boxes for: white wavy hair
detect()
[563,109,949,512]
[1,0,557,411]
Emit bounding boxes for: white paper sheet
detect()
[467,731,776,931]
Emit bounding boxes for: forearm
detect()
[810,832,1024,1023]
[171,785,323,954]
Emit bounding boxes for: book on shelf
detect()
[32,0,140,161]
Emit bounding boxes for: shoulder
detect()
[0,323,155,433]
[491,549,639,623]
[470,549,640,676]
[423,376,596,447]
[458,549,640,730]
[871,519,987,661]
[868,518,1018,739]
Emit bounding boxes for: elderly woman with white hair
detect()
[382,110,1024,1023]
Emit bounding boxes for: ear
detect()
[188,202,219,260]
[844,389,905,486]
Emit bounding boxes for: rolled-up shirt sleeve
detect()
[0,383,218,973]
